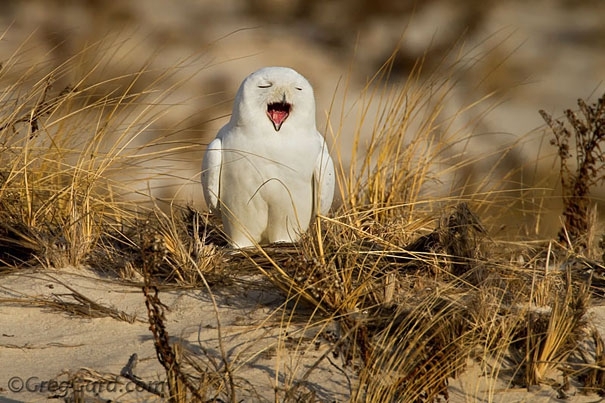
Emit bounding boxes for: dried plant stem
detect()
[540,94,605,252]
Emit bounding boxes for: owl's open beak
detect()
[267,101,291,131]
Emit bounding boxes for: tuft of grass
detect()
[510,269,590,387]
[577,325,605,395]
[0,35,202,270]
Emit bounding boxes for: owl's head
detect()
[231,67,317,133]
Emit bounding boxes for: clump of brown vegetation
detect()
[3,39,605,402]
[540,95,605,252]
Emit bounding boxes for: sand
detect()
[1,266,604,402]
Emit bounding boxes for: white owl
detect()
[201,67,335,248]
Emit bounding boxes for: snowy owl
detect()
[201,67,335,248]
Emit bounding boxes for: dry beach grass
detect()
[2,36,605,403]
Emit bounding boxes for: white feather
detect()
[314,134,335,216]
[201,67,335,248]
[201,137,222,213]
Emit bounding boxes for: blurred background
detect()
[1,0,604,232]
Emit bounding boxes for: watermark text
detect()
[7,376,166,398]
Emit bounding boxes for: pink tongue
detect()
[269,110,288,126]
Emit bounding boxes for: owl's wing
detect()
[201,137,222,213]
[313,133,335,216]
